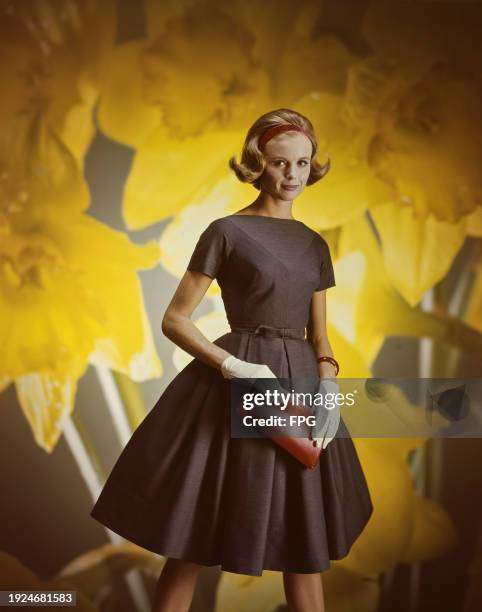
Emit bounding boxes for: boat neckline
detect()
[227,214,302,222]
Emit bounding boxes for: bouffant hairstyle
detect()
[228,108,330,190]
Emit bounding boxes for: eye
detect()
[272,160,285,166]
[299,160,309,166]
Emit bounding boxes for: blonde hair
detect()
[228,108,330,190]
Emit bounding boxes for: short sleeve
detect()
[315,237,336,291]
[186,220,230,279]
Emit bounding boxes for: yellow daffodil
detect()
[0,0,116,165]
[368,60,482,223]
[1,210,161,452]
[0,114,161,452]
[289,59,479,307]
[96,4,274,228]
[139,5,271,139]
[329,213,482,367]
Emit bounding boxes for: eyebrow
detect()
[268,156,311,161]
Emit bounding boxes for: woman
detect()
[90,108,373,612]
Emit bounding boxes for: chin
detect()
[278,190,299,200]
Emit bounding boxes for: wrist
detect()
[318,364,337,378]
[316,355,339,376]
[221,354,240,379]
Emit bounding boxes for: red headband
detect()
[258,123,310,151]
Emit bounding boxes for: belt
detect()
[229,323,306,340]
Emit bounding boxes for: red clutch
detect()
[270,397,322,469]
[232,380,322,470]
[270,435,322,470]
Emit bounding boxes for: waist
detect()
[229,323,306,340]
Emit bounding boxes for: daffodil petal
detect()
[123,128,244,229]
[371,201,466,306]
[97,41,161,148]
[15,372,76,453]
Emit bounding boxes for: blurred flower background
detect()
[0,0,481,610]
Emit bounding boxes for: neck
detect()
[246,192,294,219]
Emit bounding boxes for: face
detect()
[258,131,312,199]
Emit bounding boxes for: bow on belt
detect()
[230,323,306,340]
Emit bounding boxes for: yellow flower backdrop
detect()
[0,0,481,610]
[0,1,161,452]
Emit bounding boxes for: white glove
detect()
[312,379,341,449]
[221,355,277,380]
[222,356,313,434]
[221,355,293,419]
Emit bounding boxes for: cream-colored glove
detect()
[221,355,293,421]
[221,355,277,380]
[312,379,341,449]
[221,356,313,434]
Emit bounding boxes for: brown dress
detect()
[90,214,373,576]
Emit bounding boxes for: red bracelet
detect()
[317,356,339,376]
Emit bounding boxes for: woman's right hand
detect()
[221,355,277,380]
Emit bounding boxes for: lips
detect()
[282,184,299,188]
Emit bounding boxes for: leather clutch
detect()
[270,396,322,469]
[231,380,322,469]
[270,434,322,470]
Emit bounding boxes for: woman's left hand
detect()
[311,379,341,449]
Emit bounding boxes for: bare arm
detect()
[161,270,232,371]
[306,289,337,379]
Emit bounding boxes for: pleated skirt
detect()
[90,330,373,576]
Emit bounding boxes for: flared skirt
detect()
[90,331,373,576]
